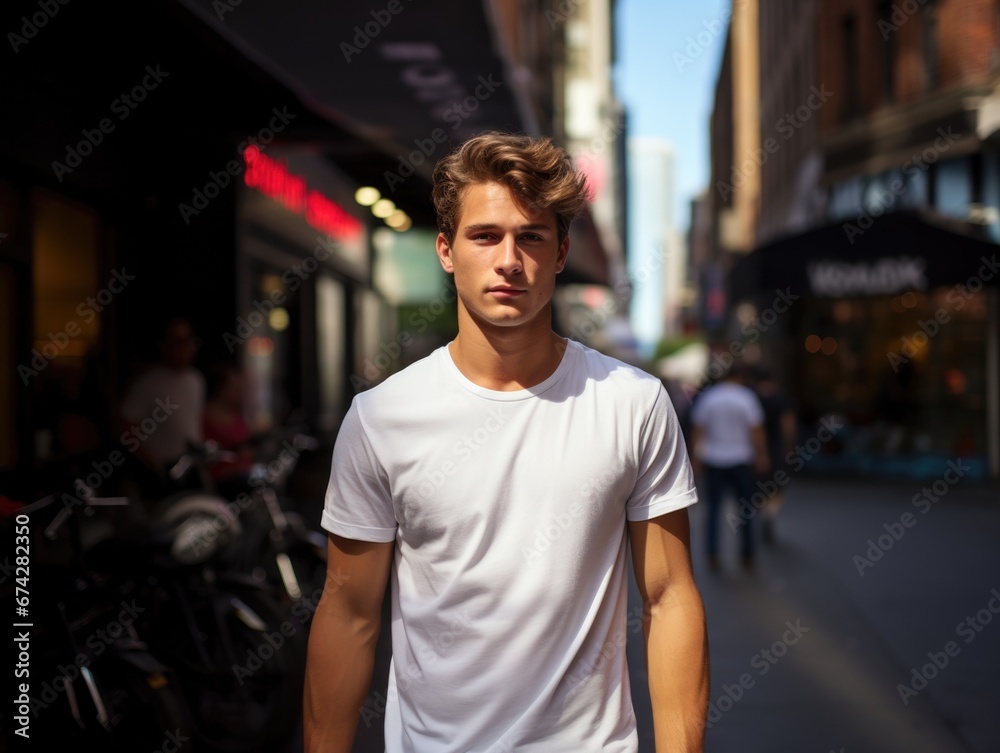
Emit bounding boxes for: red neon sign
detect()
[243,146,363,240]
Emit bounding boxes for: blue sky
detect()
[614,0,730,233]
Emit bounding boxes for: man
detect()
[119,317,206,474]
[690,363,770,572]
[304,132,709,752]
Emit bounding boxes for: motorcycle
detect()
[82,440,308,753]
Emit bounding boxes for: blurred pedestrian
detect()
[690,362,770,571]
[201,360,255,483]
[304,131,708,753]
[751,365,797,544]
[118,317,206,478]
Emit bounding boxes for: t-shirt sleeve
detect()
[321,398,397,543]
[626,385,699,521]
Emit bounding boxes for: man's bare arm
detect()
[629,509,709,752]
[303,532,394,753]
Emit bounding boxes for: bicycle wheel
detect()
[170,581,306,753]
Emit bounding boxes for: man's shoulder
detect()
[570,340,660,385]
[568,340,663,406]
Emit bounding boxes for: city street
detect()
[320,472,1000,753]
[625,474,1000,753]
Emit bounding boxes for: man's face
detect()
[435,182,569,331]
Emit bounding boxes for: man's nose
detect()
[495,236,523,274]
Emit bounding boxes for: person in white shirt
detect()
[119,317,205,474]
[689,364,770,571]
[304,132,709,752]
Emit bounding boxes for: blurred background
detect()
[1,0,999,752]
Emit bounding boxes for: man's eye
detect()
[522,234,542,242]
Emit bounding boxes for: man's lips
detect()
[487,286,525,297]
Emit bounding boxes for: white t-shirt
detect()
[323,339,698,753]
[120,364,205,467]
[689,382,763,467]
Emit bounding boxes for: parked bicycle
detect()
[8,481,194,751]
[216,427,329,611]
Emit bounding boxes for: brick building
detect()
[724,0,1000,481]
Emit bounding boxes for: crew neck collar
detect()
[439,338,579,401]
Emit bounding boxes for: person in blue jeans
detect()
[690,363,770,571]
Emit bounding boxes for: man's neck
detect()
[448,311,567,392]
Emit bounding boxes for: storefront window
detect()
[30,189,105,465]
[243,266,301,433]
[795,288,989,479]
[1,264,15,469]
[316,274,345,427]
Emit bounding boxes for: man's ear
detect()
[436,233,455,274]
[555,234,570,274]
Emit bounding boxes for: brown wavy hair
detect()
[432,131,589,243]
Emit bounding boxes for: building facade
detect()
[4,0,615,498]
[723,0,1000,481]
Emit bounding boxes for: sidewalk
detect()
[296,452,999,752]
[634,474,1000,753]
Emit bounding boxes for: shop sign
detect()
[243,146,363,242]
[807,256,928,297]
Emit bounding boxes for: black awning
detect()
[729,210,1000,301]
[174,0,529,152]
